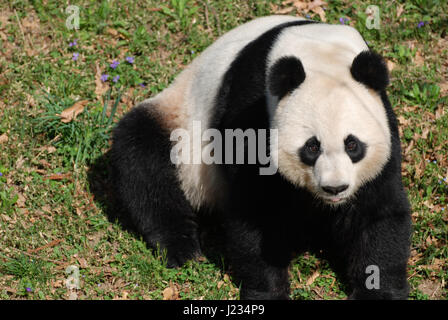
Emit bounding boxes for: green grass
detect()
[0,0,447,300]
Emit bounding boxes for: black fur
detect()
[268,56,306,99]
[299,136,322,167]
[109,104,201,267]
[344,134,367,163]
[109,20,411,300]
[350,50,389,91]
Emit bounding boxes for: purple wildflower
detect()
[417,21,425,28]
[72,52,79,61]
[0,172,2,176]
[339,17,349,25]
[125,56,135,64]
[100,74,109,82]
[113,75,120,83]
[26,287,32,292]
[110,60,120,69]
[139,83,146,88]
[68,39,78,47]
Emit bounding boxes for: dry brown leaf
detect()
[28,239,63,254]
[409,250,423,264]
[397,115,409,126]
[276,0,326,20]
[306,270,320,286]
[435,105,445,119]
[35,169,46,175]
[77,257,88,268]
[310,6,326,22]
[0,31,7,41]
[106,28,118,37]
[44,173,71,181]
[162,286,179,300]
[39,159,51,168]
[414,50,425,67]
[16,193,26,208]
[421,127,430,140]
[15,156,25,169]
[0,133,8,144]
[59,100,89,123]
[386,59,396,72]
[276,7,295,14]
[396,4,405,18]
[42,145,57,154]
[439,81,448,95]
[418,280,442,299]
[425,235,437,247]
[291,0,308,11]
[404,140,414,155]
[95,63,109,104]
[26,93,37,107]
[308,0,327,11]
[442,211,448,222]
[68,291,78,300]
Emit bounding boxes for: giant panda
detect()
[110,15,412,300]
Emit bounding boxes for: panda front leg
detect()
[223,218,292,300]
[340,213,411,300]
[110,103,201,268]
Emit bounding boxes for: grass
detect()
[0,0,447,300]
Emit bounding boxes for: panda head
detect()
[268,51,391,206]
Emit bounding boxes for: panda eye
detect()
[307,143,320,153]
[299,137,321,166]
[346,140,357,152]
[344,135,366,163]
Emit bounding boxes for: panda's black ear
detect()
[268,56,306,99]
[350,50,389,91]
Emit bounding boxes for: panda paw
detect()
[163,235,202,268]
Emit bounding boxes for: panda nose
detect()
[322,185,349,195]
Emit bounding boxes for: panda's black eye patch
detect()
[344,134,366,163]
[299,136,321,166]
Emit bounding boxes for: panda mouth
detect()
[322,195,347,205]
